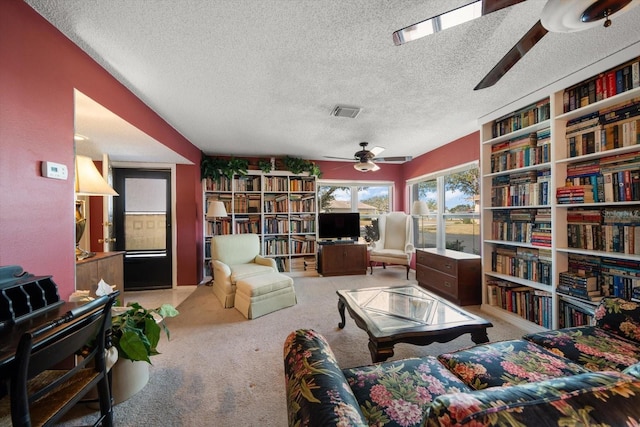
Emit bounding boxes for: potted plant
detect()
[109,302,179,403]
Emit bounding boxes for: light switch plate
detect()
[41,161,68,180]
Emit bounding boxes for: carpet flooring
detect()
[62,268,527,426]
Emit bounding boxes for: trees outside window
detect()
[410,163,480,254]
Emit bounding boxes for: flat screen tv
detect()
[318,212,360,240]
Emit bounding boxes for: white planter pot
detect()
[111,358,150,404]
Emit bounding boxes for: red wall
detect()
[1,2,481,298]
[0,2,202,297]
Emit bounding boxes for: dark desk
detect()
[0,301,80,381]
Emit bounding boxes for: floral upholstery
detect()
[284,327,640,427]
[623,362,640,379]
[595,297,640,343]
[437,339,588,389]
[343,357,471,427]
[524,326,640,371]
[423,371,640,426]
[283,329,367,427]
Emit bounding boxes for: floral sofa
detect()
[283,297,640,426]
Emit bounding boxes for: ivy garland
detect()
[201,154,321,180]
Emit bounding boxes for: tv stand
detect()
[317,242,367,276]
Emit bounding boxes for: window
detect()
[409,162,480,254]
[317,181,392,240]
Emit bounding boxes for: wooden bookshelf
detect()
[203,172,317,279]
[480,54,640,331]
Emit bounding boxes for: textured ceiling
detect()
[25,0,640,164]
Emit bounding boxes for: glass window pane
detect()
[124,178,166,251]
[414,179,437,249]
[318,185,351,212]
[444,168,479,254]
[358,186,389,215]
[444,214,480,254]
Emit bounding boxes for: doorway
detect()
[113,169,172,290]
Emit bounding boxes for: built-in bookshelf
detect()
[481,54,640,332]
[203,171,317,278]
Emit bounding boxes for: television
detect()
[318,212,360,241]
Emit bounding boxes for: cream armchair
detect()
[210,234,278,308]
[369,211,414,279]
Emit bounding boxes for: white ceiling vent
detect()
[331,105,361,118]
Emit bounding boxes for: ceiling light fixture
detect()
[353,160,379,172]
[393,0,482,45]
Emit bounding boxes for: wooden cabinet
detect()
[76,252,124,298]
[317,243,367,276]
[416,248,481,306]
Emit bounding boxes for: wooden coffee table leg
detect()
[369,340,394,363]
[470,328,489,344]
[338,298,347,329]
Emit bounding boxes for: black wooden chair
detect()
[0,293,117,426]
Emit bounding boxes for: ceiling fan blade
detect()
[481,0,526,15]
[324,155,356,161]
[370,146,385,156]
[474,20,548,90]
[371,163,381,172]
[373,156,413,162]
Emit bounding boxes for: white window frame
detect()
[317,179,394,216]
[407,161,479,251]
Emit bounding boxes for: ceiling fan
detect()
[393,0,640,90]
[324,142,413,172]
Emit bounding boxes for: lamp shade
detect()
[411,200,429,216]
[75,155,118,196]
[206,200,228,218]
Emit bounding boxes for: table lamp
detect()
[75,155,118,260]
[206,200,228,235]
[411,200,429,248]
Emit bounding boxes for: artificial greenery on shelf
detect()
[202,154,321,179]
[283,156,322,177]
[201,155,249,180]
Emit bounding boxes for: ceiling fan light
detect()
[354,160,376,172]
[541,0,639,33]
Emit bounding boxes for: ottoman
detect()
[235,272,296,319]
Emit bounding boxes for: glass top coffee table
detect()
[337,285,492,362]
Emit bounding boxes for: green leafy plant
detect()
[257,158,273,173]
[201,155,249,180]
[111,302,179,364]
[283,156,322,177]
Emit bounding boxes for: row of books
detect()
[560,254,640,302]
[263,176,288,191]
[234,175,261,192]
[264,215,289,234]
[205,218,232,236]
[290,216,315,233]
[557,270,599,301]
[490,129,551,173]
[491,98,551,138]
[491,208,551,246]
[233,194,261,213]
[491,170,551,207]
[563,56,640,113]
[558,299,594,328]
[290,235,316,254]
[289,178,315,192]
[289,195,316,213]
[204,177,232,192]
[490,246,552,285]
[486,279,553,328]
[559,151,640,203]
[565,99,640,158]
[567,209,640,255]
